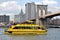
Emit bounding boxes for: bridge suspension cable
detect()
[48,6,60,11]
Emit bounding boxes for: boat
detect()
[4,24,47,35]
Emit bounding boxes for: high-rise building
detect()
[14,15,20,23]
[19,9,25,23]
[25,2,36,20]
[0,15,9,23]
[14,9,25,23]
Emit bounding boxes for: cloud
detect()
[0,1,24,20]
[35,2,41,5]
[0,1,21,13]
[48,6,60,13]
[42,0,59,13]
[0,0,58,14]
[35,0,58,12]
[0,0,59,20]
[42,0,57,5]
[35,0,57,5]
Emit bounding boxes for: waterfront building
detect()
[25,2,36,20]
[14,9,25,23]
[14,15,20,23]
[0,15,9,23]
[19,9,25,23]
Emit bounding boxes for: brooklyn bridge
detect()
[21,5,60,28]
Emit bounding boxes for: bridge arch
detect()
[41,13,60,27]
[36,5,48,26]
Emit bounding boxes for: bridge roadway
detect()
[24,11,60,21]
[40,11,60,19]
[27,11,60,21]
[21,11,60,27]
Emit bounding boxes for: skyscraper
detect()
[19,9,25,23]
[14,15,20,23]
[14,9,25,23]
[0,15,9,23]
[25,2,36,20]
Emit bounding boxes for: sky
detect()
[0,0,60,20]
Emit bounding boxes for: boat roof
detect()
[14,24,40,27]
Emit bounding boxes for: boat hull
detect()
[4,30,47,35]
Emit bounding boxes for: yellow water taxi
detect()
[4,24,47,35]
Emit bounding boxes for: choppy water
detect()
[0,28,60,40]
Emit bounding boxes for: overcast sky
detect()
[0,0,60,20]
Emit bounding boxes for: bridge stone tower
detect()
[36,5,48,26]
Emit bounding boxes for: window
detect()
[13,27,32,29]
[13,26,41,29]
[38,27,40,29]
[13,27,19,29]
[33,27,40,29]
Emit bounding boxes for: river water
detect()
[0,28,60,40]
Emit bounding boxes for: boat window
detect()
[33,27,40,29]
[13,26,40,29]
[13,27,18,29]
[13,27,32,29]
[38,27,40,29]
[41,28,45,30]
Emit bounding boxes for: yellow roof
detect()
[15,24,39,27]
